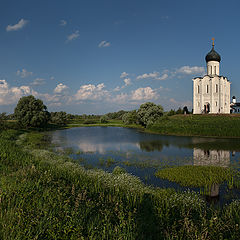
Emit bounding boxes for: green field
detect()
[0,129,240,239]
[147,114,240,138]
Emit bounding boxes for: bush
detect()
[100,115,109,123]
[167,109,176,116]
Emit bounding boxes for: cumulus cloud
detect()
[112,93,128,103]
[31,78,45,86]
[98,40,111,48]
[120,72,129,78]
[176,66,205,75]
[54,83,69,94]
[67,30,80,42]
[114,76,131,91]
[6,19,28,32]
[60,20,67,26]
[131,87,157,101]
[0,79,35,105]
[136,71,168,80]
[75,83,108,101]
[123,78,131,86]
[16,68,33,78]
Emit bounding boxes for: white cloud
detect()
[131,87,157,101]
[6,19,28,32]
[60,20,67,26]
[136,71,168,80]
[112,93,128,103]
[137,72,158,80]
[156,73,168,80]
[67,30,80,42]
[54,83,69,94]
[124,78,131,86]
[114,76,131,92]
[0,79,36,105]
[31,78,45,86]
[75,83,108,101]
[176,66,205,75]
[98,40,111,48]
[120,72,129,78]
[113,86,121,92]
[16,68,33,78]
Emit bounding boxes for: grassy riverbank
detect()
[148,114,240,138]
[0,129,240,239]
[66,114,240,138]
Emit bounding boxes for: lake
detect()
[46,126,240,205]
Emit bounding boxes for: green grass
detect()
[148,114,240,138]
[66,119,142,129]
[1,129,240,239]
[155,165,238,188]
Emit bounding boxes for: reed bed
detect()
[155,165,237,188]
[0,130,240,239]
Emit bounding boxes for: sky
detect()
[1,0,240,114]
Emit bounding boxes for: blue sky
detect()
[0,0,240,114]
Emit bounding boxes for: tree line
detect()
[0,95,190,129]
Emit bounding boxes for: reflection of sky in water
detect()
[47,127,240,205]
[48,127,240,169]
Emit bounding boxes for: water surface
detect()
[46,127,240,205]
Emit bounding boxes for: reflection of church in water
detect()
[193,148,230,198]
[193,148,230,167]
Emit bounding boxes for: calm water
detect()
[46,126,240,205]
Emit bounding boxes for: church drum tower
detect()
[193,39,230,114]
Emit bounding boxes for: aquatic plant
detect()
[155,165,237,188]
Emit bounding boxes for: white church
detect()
[193,39,231,114]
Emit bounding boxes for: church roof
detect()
[205,44,221,62]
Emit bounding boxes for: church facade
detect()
[193,39,230,114]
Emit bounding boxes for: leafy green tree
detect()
[122,110,138,125]
[14,95,50,128]
[100,115,109,123]
[176,107,183,114]
[50,111,68,125]
[137,102,164,127]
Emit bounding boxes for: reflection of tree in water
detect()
[139,141,163,152]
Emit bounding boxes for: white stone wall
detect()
[207,61,220,76]
[193,76,230,114]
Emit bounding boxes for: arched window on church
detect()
[216,84,218,93]
[197,85,200,93]
[214,66,216,75]
[206,85,209,93]
[211,66,212,75]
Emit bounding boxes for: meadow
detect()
[0,129,240,239]
[66,114,240,138]
[148,114,240,138]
